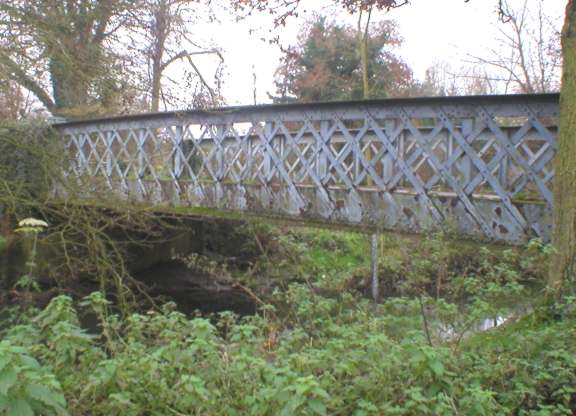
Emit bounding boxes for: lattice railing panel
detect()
[55,94,559,244]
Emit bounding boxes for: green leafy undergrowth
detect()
[231,224,370,292]
[0,289,574,415]
[240,226,550,305]
[275,227,370,286]
[0,340,67,415]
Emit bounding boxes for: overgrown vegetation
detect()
[0,122,180,313]
[1,125,574,415]
[0,277,574,415]
[1,210,575,414]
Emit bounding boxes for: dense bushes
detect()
[0,122,59,209]
[1,286,574,415]
[0,160,572,415]
[0,121,176,311]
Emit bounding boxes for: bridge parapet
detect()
[55,94,559,244]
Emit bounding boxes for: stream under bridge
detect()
[54,93,559,245]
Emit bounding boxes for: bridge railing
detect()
[54,94,559,244]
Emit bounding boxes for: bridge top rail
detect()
[55,93,559,132]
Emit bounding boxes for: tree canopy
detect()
[0,0,134,115]
[272,16,415,102]
[0,0,224,118]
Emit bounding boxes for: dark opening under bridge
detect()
[54,93,559,245]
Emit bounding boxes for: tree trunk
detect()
[361,36,369,98]
[150,0,169,112]
[151,58,163,112]
[50,57,90,112]
[357,8,372,100]
[549,0,576,297]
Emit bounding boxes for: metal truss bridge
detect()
[55,93,559,244]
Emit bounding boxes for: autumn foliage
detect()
[272,16,415,102]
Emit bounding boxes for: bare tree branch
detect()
[0,52,54,111]
[468,0,561,93]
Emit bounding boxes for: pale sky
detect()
[187,0,565,106]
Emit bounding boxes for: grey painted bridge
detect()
[54,93,559,244]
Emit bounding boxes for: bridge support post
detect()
[263,122,273,181]
[173,126,184,178]
[105,131,113,177]
[370,233,379,301]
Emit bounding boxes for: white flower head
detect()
[18,218,49,228]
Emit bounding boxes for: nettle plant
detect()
[0,340,68,416]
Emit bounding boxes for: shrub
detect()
[0,289,574,415]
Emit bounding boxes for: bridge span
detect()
[54,93,559,244]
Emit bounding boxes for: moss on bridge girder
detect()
[59,200,516,252]
[142,205,392,236]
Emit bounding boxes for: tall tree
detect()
[127,0,225,112]
[470,0,561,93]
[0,1,133,116]
[550,1,576,296]
[0,0,224,116]
[357,6,374,98]
[272,16,414,102]
[420,62,497,96]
